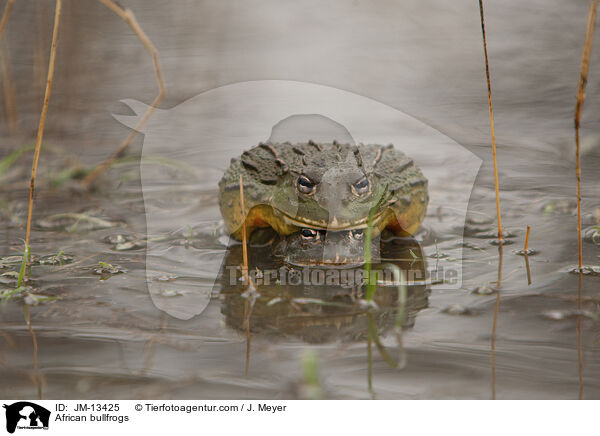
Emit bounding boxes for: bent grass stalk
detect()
[0,0,166,188]
[387,262,408,368]
[364,182,408,366]
[82,0,166,187]
[364,206,376,301]
[364,186,389,301]
[367,315,397,368]
[365,264,408,372]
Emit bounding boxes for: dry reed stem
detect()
[574,0,598,270]
[524,225,532,285]
[478,0,503,243]
[0,0,14,40]
[573,0,598,396]
[25,0,62,252]
[82,0,166,187]
[239,174,249,281]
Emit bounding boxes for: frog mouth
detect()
[281,211,385,231]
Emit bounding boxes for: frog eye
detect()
[350,229,364,241]
[300,228,319,241]
[297,175,316,195]
[352,177,370,196]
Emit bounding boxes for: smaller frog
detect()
[273,228,381,268]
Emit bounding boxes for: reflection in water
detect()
[496,244,504,288]
[238,174,253,378]
[490,244,503,400]
[490,292,500,400]
[217,231,429,388]
[141,313,169,376]
[23,305,43,400]
[524,255,532,286]
[243,288,255,378]
[577,272,583,400]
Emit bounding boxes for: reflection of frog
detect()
[218,141,428,239]
[217,234,428,343]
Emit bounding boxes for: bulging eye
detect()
[300,228,319,241]
[352,177,370,196]
[297,175,315,195]
[350,229,364,241]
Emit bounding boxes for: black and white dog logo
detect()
[3,402,50,434]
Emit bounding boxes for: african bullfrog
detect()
[272,228,380,268]
[218,141,428,239]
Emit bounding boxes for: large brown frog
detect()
[218,141,428,240]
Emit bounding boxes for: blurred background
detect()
[1,0,599,162]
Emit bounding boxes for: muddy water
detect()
[1,0,600,399]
